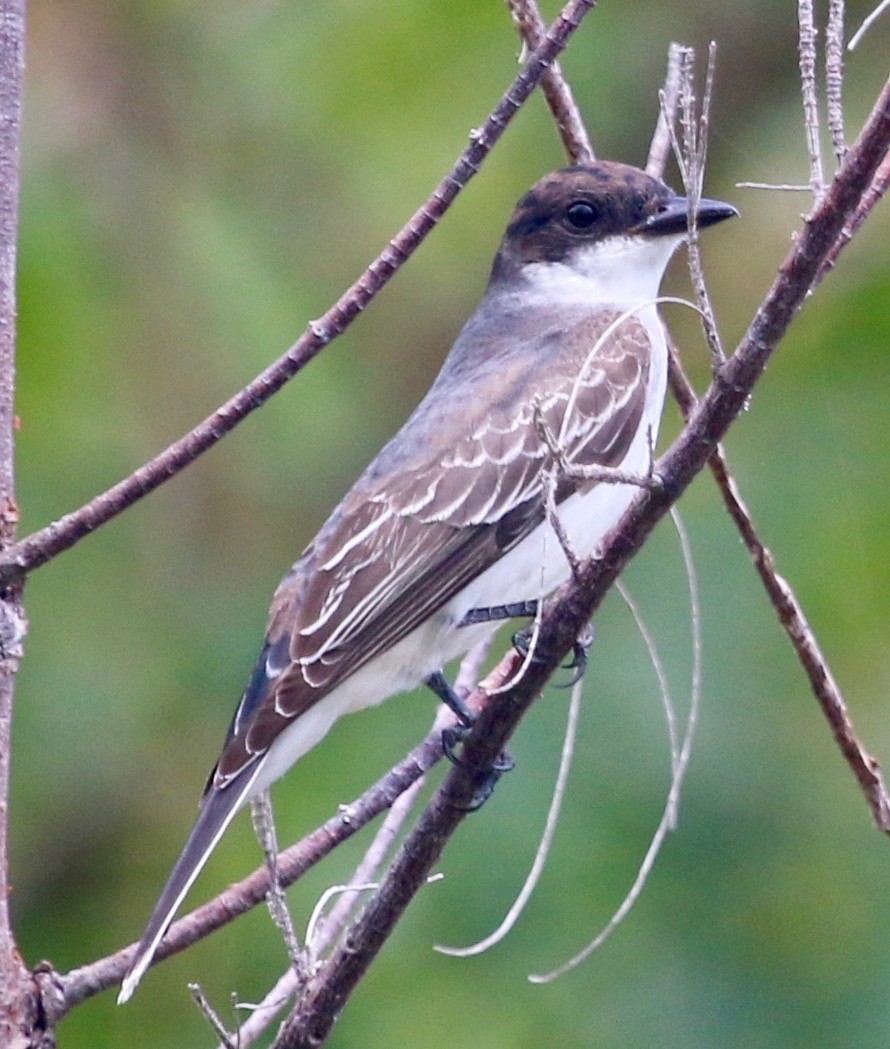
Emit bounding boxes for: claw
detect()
[557,623,595,688]
[441,722,514,811]
[441,722,471,765]
[451,749,515,812]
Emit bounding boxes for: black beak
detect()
[638,195,738,237]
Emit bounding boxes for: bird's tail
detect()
[117,760,262,1004]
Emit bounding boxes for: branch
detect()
[649,45,889,829]
[50,721,450,1014]
[0,0,599,589]
[0,0,35,1042]
[503,0,594,164]
[273,77,890,1049]
[813,147,889,288]
[667,345,890,833]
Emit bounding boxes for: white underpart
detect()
[251,231,684,797]
[521,231,685,309]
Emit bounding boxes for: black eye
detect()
[566,201,597,229]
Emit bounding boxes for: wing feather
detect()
[213,309,653,784]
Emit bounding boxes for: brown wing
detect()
[212,310,651,785]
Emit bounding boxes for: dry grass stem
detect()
[435,674,583,957]
[848,0,889,49]
[647,43,685,177]
[826,0,847,164]
[617,581,680,767]
[798,0,826,198]
[528,508,701,982]
[736,181,813,191]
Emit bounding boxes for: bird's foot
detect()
[511,621,548,665]
[513,621,595,686]
[442,720,515,812]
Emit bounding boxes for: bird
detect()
[118,160,736,1002]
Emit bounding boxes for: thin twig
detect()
[0,0,599,589]
[667,341,890,833]
[647,43,685,177]
[798,0,826,200]
[544,467,582,579]
[826,0,847,165]
[813,145,890,289]
[230,974,296,1049]
[848,0,889,49]
[504,0,594,165]
[735,181,813,191]
[675,44,726,367]
[250,792,302,969]
[190,984,238,1049]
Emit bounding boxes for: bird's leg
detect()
[250,791,302,970]
[424,670,476,762]
[458,599,539,628]
[425,669,475,727]
[424,670,514,810]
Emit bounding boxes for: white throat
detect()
[521,232,685,309]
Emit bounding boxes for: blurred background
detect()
[13,1,889,1046]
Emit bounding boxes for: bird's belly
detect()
[252,612,488,796]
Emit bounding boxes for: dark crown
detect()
[490,161,674,282]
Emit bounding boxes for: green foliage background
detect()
[13,1,889,1046]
